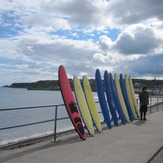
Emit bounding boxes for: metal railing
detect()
[149,96,163,112]
[0,96,163,149]
[0,102,103,149]
[0,104,66,146]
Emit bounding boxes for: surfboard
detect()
[104,70,118,126]
[114,73,130,122]
[73,76,95,136]
[58,66,86,140]
[95,69,112,129]
[83,76,102,133]
[109,73,126,124]
[125,74,137,119]
[129,76,140,118]
[119,74,134,121]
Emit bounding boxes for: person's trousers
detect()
[140,105,148,119]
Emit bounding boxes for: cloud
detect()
[93,53,108,63]
[65,62,95,78]
[0,0,108,30]
[113,25,162,55]
[128,54,163,75]
[107,0,163,25]
[0,34,100,77]
[0,38,21,59]
[1,0,163,33]
[60,0,99,25]
[99,54,163,79]
[41,0,105,26]
[21,15,71,31]
[98,35,114,53]
[17,37,99,64]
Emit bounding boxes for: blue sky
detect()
[0,0,163,86]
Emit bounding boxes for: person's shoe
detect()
[143,118,147,120]
[140,118,142,120]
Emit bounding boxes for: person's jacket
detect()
[139,92,149,106]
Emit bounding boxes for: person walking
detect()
[139,87,149,120]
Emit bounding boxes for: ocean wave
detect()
[0,126,74,146]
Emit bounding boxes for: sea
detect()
[0,87,101,146]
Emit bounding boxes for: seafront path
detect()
[0,106,163,163]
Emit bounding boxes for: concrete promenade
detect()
[1,109,163,163]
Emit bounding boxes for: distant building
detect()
[134,82,141,86]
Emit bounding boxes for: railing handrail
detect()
[0,101,104,112]
[0,104,65,112]
[149,95,163,98]
[0,95,162,112]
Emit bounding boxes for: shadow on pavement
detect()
[132,120,146,126]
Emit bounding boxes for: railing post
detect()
[149,97,152,113]
[53,105,58,142]
[150,105,152,113]
[150,97,152,106]
[157,97,158,111]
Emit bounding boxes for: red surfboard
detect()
[58,65,86,140]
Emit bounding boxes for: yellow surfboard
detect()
[83,76,102,133]
[73,76,95,136]
[125,75,137,119]
[129,76,140,118]
[114,74,130,122]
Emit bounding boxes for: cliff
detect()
[10,83,33,88]
[28,80,60,90]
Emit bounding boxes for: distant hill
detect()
[3,79,163,92]
[132,79,163,88]
[28,80,60,90]
[10,83,33,88]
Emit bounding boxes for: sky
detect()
[0,0,163,86]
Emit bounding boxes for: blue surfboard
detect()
[95,69,112,129]
[104,70,118,126]
[109,73,126,124]
[119,74,134,121]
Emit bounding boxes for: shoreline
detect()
[0,128,76,150]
